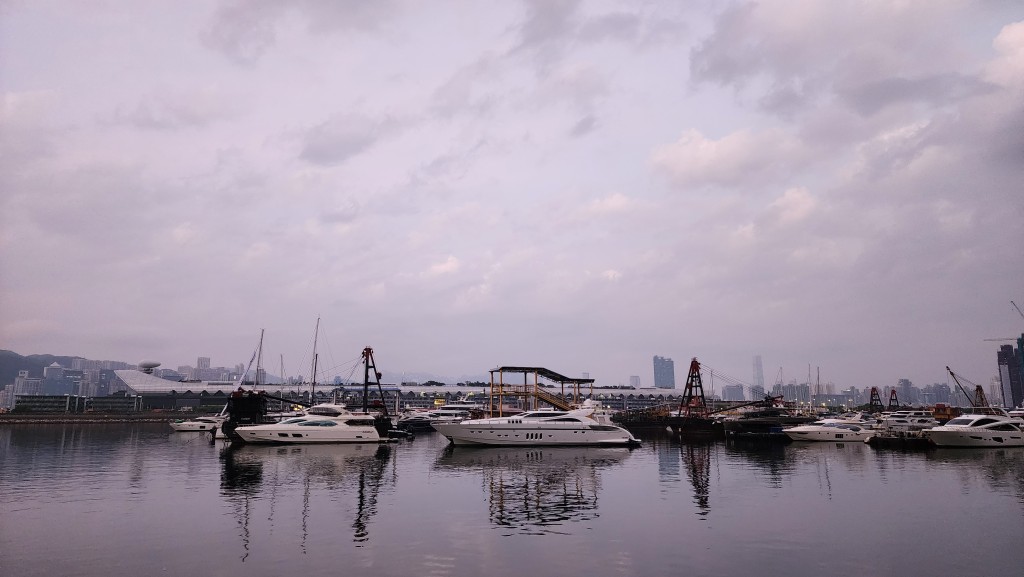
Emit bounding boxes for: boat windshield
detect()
[945,417,975,426]
[280,417,309,424]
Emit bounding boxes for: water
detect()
[2,424,1023,577]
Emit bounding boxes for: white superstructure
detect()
[784,422,875,442]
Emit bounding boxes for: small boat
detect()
[169,414,227,432]
[922,409,1024,447]
[432,400,640,447]
[230,403,386,444]
[170,404,228,432]
[783,422,875,442]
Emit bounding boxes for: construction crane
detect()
[1012,300,1024,321]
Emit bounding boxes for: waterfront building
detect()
[653,356,675,389]
[629,375,641,387]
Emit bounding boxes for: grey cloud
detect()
[109,92,233,130]
[578,12,641,43]
[836,73,997,117]
[201,0,284,65]
[299,115,386,166]
[202,0,396,64]
[568,114,596,137]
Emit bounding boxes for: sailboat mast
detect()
[255,329,265,389]
[309,317,320,402]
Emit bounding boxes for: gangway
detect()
[487,366,593,415]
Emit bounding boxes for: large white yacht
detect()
[431,401,640,447]
[396,402,485,432]
[231,403,385,444]
[923,409,1024,447]
[783,422,876,442]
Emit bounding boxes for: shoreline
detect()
[0,413,199,424]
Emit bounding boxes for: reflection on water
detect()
[434,446,632,535]
[219,443,393,557]
[682,441,712,518]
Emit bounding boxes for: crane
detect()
[1013,300,1024,322]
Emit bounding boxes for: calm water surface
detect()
[2,423,1023,577]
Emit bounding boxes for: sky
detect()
[1,0,1022,391]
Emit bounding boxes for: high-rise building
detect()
[653,356,675,389]
[753,355,764,391]
[722,384,745,401]
[629,375,641,388]
[997,342,1022,408]
[197,357,211,370]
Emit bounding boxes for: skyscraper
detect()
[753,355,764,391]
[653,356,675,389]
[997,342,1022,408]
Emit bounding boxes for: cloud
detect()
[426,255,461,277]
[652,128,808,188]
[109,88,236,130]
[298,114,390,166]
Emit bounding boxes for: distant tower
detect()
[197,357,211,370]
[629,375,641,387]
[753,356,764,391]
[653,356,675,389]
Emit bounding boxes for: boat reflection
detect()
[434,446,632,535]
[220,443,394,558]
[682,441,712,518]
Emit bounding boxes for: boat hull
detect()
[232,425,383,444]
[784,427,874,442]
[432,422,639,447]
[169,419,223,432]
[924,429,1024,447]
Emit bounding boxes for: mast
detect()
[255,329,265,388]
[309,317,320,403]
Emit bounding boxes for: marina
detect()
[2,421,1024,577]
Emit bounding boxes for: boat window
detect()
[990,423,1019,431]
[547,418,583,422]
[299,420,335,427]
[280,418,308,424]
[946,418,973,426]
[589,425,620,431]
[974,418,999,427]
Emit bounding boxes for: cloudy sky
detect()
[2,1,1022,391]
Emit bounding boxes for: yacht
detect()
[783,422,876,442]
[922,409,1024,447]
[878,409,938,432]
[230,403,385,444]
[169,414,227,432]
[396,402,485,432]
[817,412,878,426]
[432,401,640,447]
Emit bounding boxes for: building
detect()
[652,356,675,389]
[629,375,641,388]
[721,384,745,401]
[997,341,1023,408]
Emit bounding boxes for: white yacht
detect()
[923,409,1024,447]
[432,401,640,447]
[878,409,938,432]
[817,412,878,426]
[169,414,227,432]
[231,403,385,444]
[396,402,485,432]
[783,422,875,442]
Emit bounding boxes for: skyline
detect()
[2,2,1023,391]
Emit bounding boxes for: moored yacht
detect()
[230,403,385,444]
[923,409,1024,447]
[432,401,639,447]
[783,422,875,442]
[878,409,938,432]
[169,414,227,432]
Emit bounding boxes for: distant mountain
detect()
[0,350,87,386]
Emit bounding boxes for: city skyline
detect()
[2,2,1023,391]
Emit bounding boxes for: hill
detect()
[0,350,87,386]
